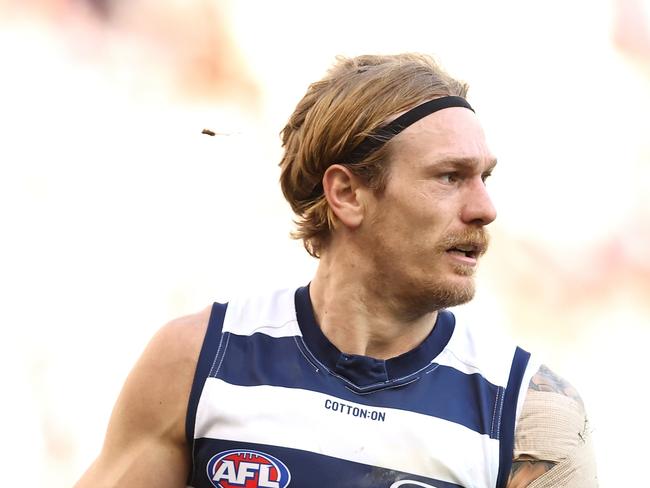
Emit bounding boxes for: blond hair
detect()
[279,53,469,257]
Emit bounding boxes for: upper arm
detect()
[506,364,598,488]
[74,307,210,488]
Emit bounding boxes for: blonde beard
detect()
[402,275,476,316]
[366,266,477,322]
[360,224,486,320]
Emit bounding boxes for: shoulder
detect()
[73,305,215,486]
[130,305,213,422]
[527,364,584,407]
[112,305,213,439]
[515,364,589,454]
[517,364,588,444]
[124,305,213,401]
[146,305,213,371]
[507,364,598,487]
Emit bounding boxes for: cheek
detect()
[371,183,454,243]
[396,199,451,241]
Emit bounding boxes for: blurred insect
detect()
[202,129,241,137]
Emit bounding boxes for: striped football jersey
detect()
[186,286,537,488]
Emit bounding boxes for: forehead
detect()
[388,107,495,170]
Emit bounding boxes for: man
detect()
[75,53,597,487]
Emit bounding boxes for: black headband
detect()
[307,96,474,199]
[349,95,474,163]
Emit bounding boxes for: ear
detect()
[322,164,366,229]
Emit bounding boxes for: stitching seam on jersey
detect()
[208,331,227,378]
[345,377,420,395]
[213,332,231,377]
[424,363,441,374]
[294,337,371,391]
[342,360,438,392]
[442,347,482,375]
[234,318,298,335]
[295,336,434,393]
[294,336,320,373]
[193,311,228,483]
[296,336,330,372]
[334,366,408,392]
[490,387,500,438]
[496,385,505,439]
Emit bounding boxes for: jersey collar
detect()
[294,285,455,388]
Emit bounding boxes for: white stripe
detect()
[437,320,516,388]
[195,378,498,488]
[516,355,541,423]
[222,288,301,338]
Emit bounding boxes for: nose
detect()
[460,178,497,226]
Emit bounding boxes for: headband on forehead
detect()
[307,95,474,200]
[348,95,474,163]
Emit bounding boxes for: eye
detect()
[481,171,493,184]
[440,172,460,184]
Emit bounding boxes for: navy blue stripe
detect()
[495,347,531,488]
[185,302,228,485]
[191,437,465,488]
[213,332,501,437]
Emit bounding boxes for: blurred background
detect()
[0,0,648,485]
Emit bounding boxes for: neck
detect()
[309,246,438,360]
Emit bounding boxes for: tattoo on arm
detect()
[528,364,584,408]
[508,458,557,487]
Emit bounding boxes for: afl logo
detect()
[206,449,291,488]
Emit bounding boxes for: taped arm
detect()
[506,364,598,488]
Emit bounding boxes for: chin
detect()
[399,276,476,317]
[431,279,476,309]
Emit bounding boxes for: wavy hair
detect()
[279,53,468,257]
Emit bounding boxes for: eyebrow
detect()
[429,156,498,172]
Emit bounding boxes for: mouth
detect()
[439,230,490,268]
[443,241,488,269]
[445,244,484,260]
